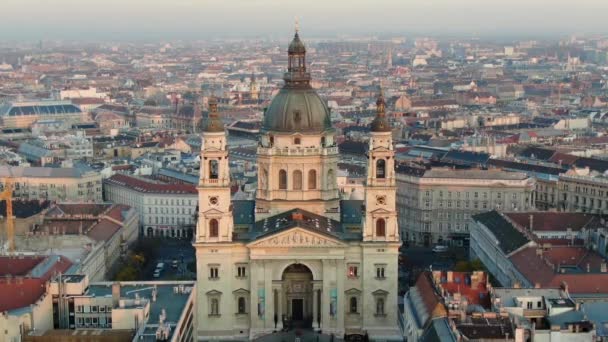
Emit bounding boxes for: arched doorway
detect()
[282,264,313,328]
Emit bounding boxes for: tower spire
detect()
[371,87,390,132]
[295,16,299,34]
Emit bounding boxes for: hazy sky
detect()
[2,0,608,41]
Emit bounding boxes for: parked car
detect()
[432,245,449,253]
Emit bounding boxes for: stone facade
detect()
[194,31,401,341]
[396,168,535,246]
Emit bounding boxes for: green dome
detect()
[288,32,306,54]
[263,88,332,133]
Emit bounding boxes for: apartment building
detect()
[0,165,102,202]
[103,174,197,239]
[396,166,535,246]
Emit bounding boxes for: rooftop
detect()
[104,174,197,195]
[473,211,531,255]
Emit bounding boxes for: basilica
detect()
[194,30,401,341]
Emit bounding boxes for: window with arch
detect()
[209,219,219,238]
[209,160,219,179]
[237,297,246,314]
[376,218,386,237]
[349,297,358,314]
[210,298,220,315]
[294,137,301,145]
[279,169,288,190]
[293,170,303,190]
[376,159,386,179]
[308,169,317,189]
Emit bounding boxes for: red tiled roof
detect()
[510,246,608,294]
[505,212,599,232]
[434,271,490,308]
[0,278,47,311]
[0,255,72,311]
[0,256,45,276]
[548,152,579,166]
[104,174,197,194]
[414,272,444,318]
[87,219,122,242]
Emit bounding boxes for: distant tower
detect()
[364,89,399,242]
[387,48,393,69]
[250,73,260,101]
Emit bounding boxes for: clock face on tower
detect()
[209,196,219,205]
[376,195,386,205]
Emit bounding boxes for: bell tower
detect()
[195,97,233,243]
[363,89,399,242]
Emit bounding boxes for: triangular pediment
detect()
[247,227,346,248]
[369,208,392,214]
[202,208,224,215]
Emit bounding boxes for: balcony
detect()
[257,146,338,157]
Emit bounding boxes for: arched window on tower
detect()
[376,159,386,179]
[293,170,302,190]
[209,160,219,179]
[209,219,219,238]
[376,218,386,237]
[279,169,288,190]
[308,169,317,190]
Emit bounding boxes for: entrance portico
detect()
[247,227,349,339]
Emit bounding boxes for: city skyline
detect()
[2,0,608,41]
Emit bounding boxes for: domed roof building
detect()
[262,32,332,134]
[195,29,401,342]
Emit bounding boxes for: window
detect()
[237,297,247,314]
[76,305,83,313]
[350,297,358,313]
[376,218,386,237]
[237,266,247,278]
[210,298,220,315]
[279,169,287,190]
[376,265,386,279]
[376,159,386,178]
[209,219,219,238]
[527,302,533,309]
[294,137,301,145]
[348,265,359,278]
[376,298,385,315]
[209,266,219,279]
[91,306,98,313]
[308,169,317,189]
[293,170,302,190]
[209,160,219,179]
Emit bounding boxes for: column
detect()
[264,262,273,330]
[312,286,320,330]
[336,259,345,335]
[276,288,283,329]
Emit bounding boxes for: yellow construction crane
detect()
[0,178,14,253]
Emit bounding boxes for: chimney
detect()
[447,271,454,283]
[112,282,121,308]
[535,282,541,289]
[513,281,521,289]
